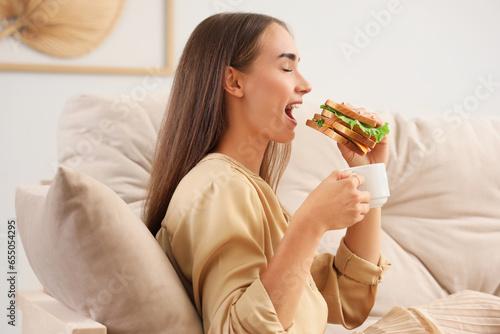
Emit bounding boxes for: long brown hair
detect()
[144,13,292,235]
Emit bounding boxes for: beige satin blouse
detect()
[156,153,390,333]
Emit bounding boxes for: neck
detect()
[214,128,268,175]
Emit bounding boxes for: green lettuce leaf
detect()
[320,104,389,143]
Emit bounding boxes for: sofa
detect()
[15,90,500,333]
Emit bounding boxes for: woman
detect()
[145,12,388,333]
[145,12,500,334]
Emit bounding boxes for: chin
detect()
[274,131,295,144]
[266,116,296,143]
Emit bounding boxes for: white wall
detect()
[1,0,499,332]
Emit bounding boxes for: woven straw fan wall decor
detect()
[0,0,174,74]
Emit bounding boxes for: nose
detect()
[296,72,312,95]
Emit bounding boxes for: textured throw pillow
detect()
[15,166,203,334]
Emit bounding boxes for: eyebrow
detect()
[278,53,299,62]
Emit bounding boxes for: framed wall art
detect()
[0,0,174,75]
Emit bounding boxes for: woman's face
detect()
[239,23,312,144]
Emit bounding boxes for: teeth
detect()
[286,104,300,109]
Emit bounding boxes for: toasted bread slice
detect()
[305,119,367,156]
[316,114,376,149]
[321,109,374,140]
[325,99,378,128]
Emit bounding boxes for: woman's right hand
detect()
[293,170,371,234]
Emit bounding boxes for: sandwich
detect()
[306,99,389,156]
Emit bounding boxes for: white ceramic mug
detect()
[344,163,390,208]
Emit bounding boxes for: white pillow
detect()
[15,166,203,334]
[57,91,168,218]
[382,111,500,296]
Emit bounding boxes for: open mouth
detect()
[285,104,300,122]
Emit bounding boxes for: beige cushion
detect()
[279,101,500,333]
[57,92,168,218]
[15,166,203,334]
[382,111,500,296]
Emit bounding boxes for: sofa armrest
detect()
[18,290,106,334]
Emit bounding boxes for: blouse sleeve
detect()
[165,172,290,334]
[310,239,391,329]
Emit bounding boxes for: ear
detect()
[223,66,244,98]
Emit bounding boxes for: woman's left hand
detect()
[337,103,389,167]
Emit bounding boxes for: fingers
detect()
[330,169,352,181]
[356,202,371,222]
[350,173,364,188]
[358,189,371,205]
[349,202,370,221]
[352,191,371,221]
[344,102,385,127]
[372,114,385,128]
[330,171,371,206]
[337,142,356,164]
[344,193,371,225]
[330,170,367,190]
[343,102,359,111]
[309,170,372,230]
[345,174,371,212]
